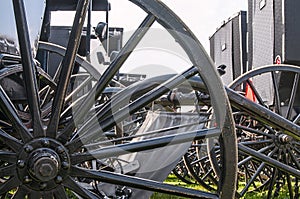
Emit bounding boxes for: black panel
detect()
[249,0,300,65]
[251,0,274,68]
[284,0,300,65]
[232,16,241,80]
[209,11,247,85]
[48,26,90,76]
[240,11,247,73]
[248,0,253,70]
[209,36,215,62]
[212,20,233,85]
[273,0,283,64]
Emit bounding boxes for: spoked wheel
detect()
[229,64,300,198]
[172,157,195,184]
[0,65,55,123]
[36,41,124,123]
[0,0,237,198]
[183,139,220,192]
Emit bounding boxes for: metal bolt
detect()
[41,139,50,147]
[17,160,25,168]
[55,176,63,184]
[23,176,32,183]
[61,162,70,169]
[24,145,33,153]
[39,163,54,177]
[279,134,292,144]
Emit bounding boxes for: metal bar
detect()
[246,79,265,106]
[64,75,93,103]
[53,186,68,199]
[84,120,209,148]
[283,148,294,199]
[235,124,274,138]
[266,167,278,199]
[66,67,199,152]
[288,148,300,170]
[62,176,98,198]
[238,144,300,178]
[70,127,220,164]
[0,129,23,152]
[71,167,219,199]
[0,151,17,164]
[239,147,277,196]
[238,144,275,166]
[105,3,110,55]
[59,14,156,142]
[67,74,172,138]
[0,87,32,142]
[226,87,300,140]
[0,176,20,195]
[285,73,299,120]
[294,114,300,124]
[12,185,28,198]
[271,71,282,115]
[240,162,266,196]
[12,0,44,137]
[86,0,92,57]
[47,0,91,138]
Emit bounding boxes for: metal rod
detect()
[71,167,219,199]
[285,73,299,120]
[0,86,32,142]
[71,127,221,164]
[238,144,275,166]
[86,0,92,57]
[238,144,300,178]
[240,162,266,196]
[69,74,174,138]
[66,66,199,152]
[227,87,300,140]
[12,0,44,137]
[105,3,110,55]
[84,120,210,148]
[59,14,156,142]
[235,124,274,138]
[271,71,282,115]
[246,79,265,106]
[47,0,91,138]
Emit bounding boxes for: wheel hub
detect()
[29,149,59,182]
[17,138,70,191]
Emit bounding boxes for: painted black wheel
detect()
[229,64,300,198]
[0,0,236,198]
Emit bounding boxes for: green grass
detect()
[150,175,292,199]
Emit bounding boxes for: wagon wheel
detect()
[0,41,105,129]
[0,0,236,198]
[182,138,221,192]
[36,41,125,122]
[100,74,228,195]
[172,158,195,184]
[0,65,54,122]
[229,64,300,198]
